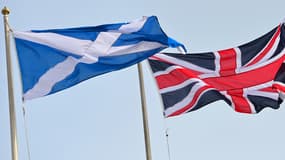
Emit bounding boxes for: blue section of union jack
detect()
[149,23,285,117]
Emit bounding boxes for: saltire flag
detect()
[149,22,285,117]
[13,16,185,100]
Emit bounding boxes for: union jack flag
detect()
[149,22,285,117]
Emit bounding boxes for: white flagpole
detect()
[2,6,19,160]
[137,62,152,160]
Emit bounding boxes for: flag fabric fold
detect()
[149,22,285,117]
[13,16,185,100]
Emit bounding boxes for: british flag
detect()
[149,22,285,118]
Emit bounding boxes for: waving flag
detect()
[13,16,185,100]
[149,22,285,117]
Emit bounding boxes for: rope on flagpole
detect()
[145,60,172,160]
[165,128,172,160]
[22,104,32,160]
[149,47,187,160]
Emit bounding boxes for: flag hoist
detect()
[2,6,19,160]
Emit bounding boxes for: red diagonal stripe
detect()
[273,83,285,92]
[167,85,212,117]
[246,25,281,67]
[260,86,277,93]
[155,67,198,89]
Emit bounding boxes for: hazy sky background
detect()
[1,0,285,160]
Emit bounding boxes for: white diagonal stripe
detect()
[22,17,160,100]
[13,16,149,59]
[13,31,122,59]
[153,65,183,77]
[117,16,147,33]
[246,90,279,100]
[85,32,121,57]
[13,31,90,57]
[243,81,277,113]
[160,78,203,94]
[243,31,281,68]
[198,52,221,79]
[203,47,285,79]
[274,81,285,100]
[106,41,165,56]
[154,53,213,73]
[220,91,235,110]
[23,53,103,100]
[244,81,278,100]
[241,90,256,114]
[164,82,209,117]
[24,56,80,100]
[254,36,280,65]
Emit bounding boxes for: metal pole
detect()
[137,63,152,160]
[2,6,19,160]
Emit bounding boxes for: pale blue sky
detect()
[1,0,285,160]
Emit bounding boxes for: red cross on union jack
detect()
[149,23,285,117]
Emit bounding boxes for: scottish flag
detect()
[13,16,185,100]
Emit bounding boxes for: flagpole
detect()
[2,6,19,160]
[137,62,152,160]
